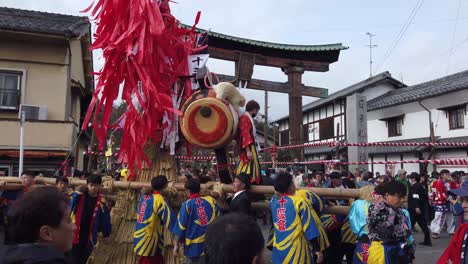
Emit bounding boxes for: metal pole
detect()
[366,32,377,77]
[19,111,25,177]
[264,90,269,149]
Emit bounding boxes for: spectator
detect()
[437,181,468,263]
[173,178,220,263]
[69,175,111,264]
[293,169,304,188]
[356,172,374,188]
[408,173,431,246]
[204,213,265,264]
[430,169,455,238]
[270,171,323,263]
[0,186,75,264]
[342,171,356,189]
[134,175,175,264]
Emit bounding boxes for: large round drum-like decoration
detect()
[181,91,237,149]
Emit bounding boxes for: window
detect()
[0,71,21,110]
[319,117,334,140]
[448,107,465,129]
[387,117,403,137]
[280,130,289,146]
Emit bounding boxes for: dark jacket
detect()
[229,191,252,216]
[409,181,425,212]
[0,243,68,264]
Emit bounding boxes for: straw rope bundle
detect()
[88,147,179,263]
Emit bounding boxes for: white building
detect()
[367,70,468,174]
[273,72,406,168]
[273,70,468,174]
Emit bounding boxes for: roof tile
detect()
[0,7,89,37]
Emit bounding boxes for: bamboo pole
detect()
[0,177,362,199]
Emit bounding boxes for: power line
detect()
[375,0,425,73]
[446,0,462,74]
[365,32,378,76]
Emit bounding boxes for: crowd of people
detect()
[0,166,467,264]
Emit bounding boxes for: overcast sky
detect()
[1,0,467,120]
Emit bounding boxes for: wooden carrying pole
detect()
[0,177,361,198]
[0,177,357,215]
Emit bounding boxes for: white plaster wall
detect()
[368,90,468,142]
[361,83,399,101]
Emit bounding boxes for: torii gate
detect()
[198,29,347,158]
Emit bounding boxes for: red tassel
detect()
[82,0,200,178]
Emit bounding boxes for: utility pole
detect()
[366,32,377,77]
[264,90,269,150]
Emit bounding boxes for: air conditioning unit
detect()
[19,104,48,121]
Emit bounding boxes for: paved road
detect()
[259,221,451,264]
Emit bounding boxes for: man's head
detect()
[440,169,451,181]
[382,180,407,208]
[20,171,35,188]
[185,178,200,196]
[86,174,102,196]
[151,175,169,192]
[233,173,250,193]
[397,169,407,180]
[408,172,420,183]
[55,177,69,192]
[245,100,260,118]
[274,171,295,194]
[204,213,265,264]
[7,186,75,252]
[330,171,342,187]
[449,181,468,220]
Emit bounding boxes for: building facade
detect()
[274,70,468,174]
[0,7,94,176]
[274,72,406,161]
[367,70,468,174]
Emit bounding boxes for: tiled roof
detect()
[274,71,406,123]
[203,29,347,52]
[368,70,468,111]
[436,136,468,149]
[367,137,430,154]
[0,7,89,37]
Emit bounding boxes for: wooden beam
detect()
[208,47,330,72]
[217,74,328,98]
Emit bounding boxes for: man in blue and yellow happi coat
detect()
[173,178,220,263]
[270,171,323,264]
[134,175,176,264]
[69,174,111,264]
[295,189,330,252]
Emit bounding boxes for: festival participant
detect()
[295,189,330,253]
[437,181,468,264]
[228,173,253,216]
[173,178,220,263]
[235,100,261,185]
[134,175,175,264]
[204,213,265,264]
[367,181,415,263]
[408,172,431,246]
[430,169,455,238]
[1,171,35,203]
[270,171,323,264]
[56,177,73,199]
[69,174,111,264]
[0,186,75,264]
[349,185,382,264]
[1,171,36,244]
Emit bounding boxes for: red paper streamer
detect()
[81,0,203,180]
